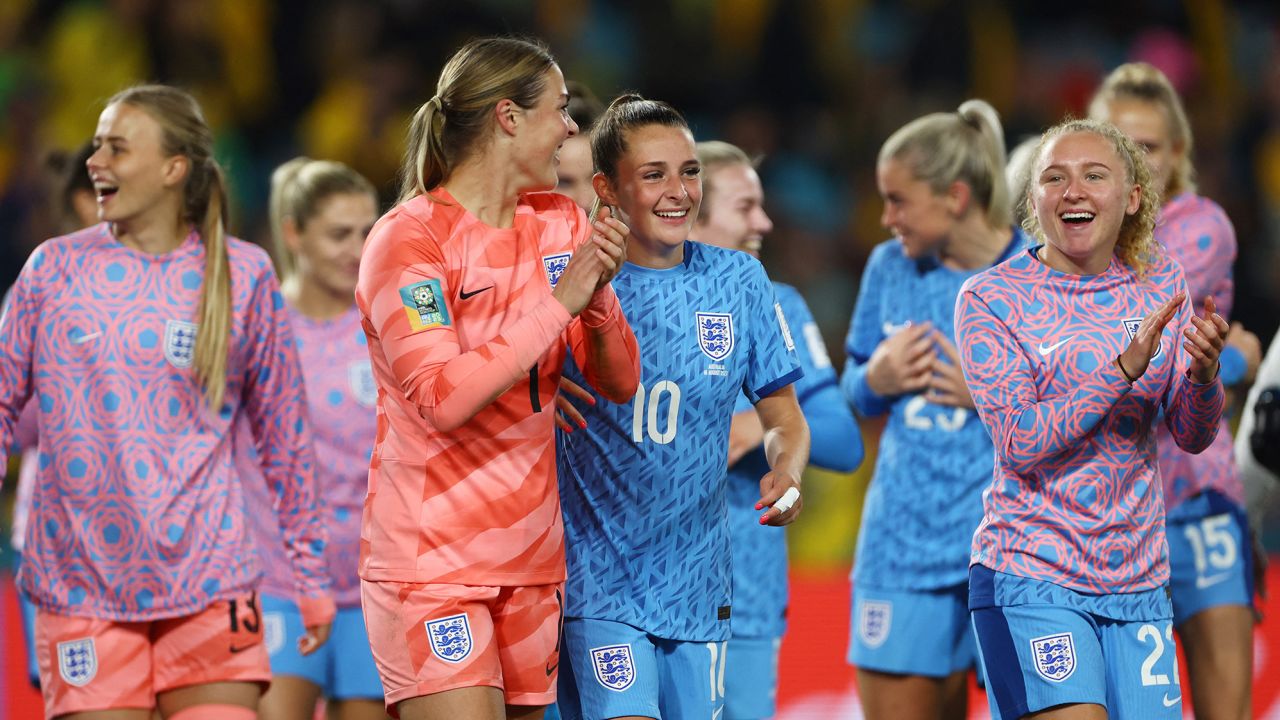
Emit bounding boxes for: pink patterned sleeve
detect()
[1175,202,1236,319]
[0,248,48,473]
[240,264,334,627]
[956,285,1132,476]
[1160,275,1226,454]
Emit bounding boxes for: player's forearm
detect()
[757,388,810,480]
[994,366,1131,475]
[408,295,572,431]
[1164,373,1225,454]
[576,287,640,403]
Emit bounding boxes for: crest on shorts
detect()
[590,643,636,692]
[425,613,473,664]
[263,611,285,656]
[696,312,735,361]
[858,600,892,649]
[348,360,378,408]
[400,279,450,331]
[164,319,198,368]
[1121,318,1163,360]
[57,637,97,687]
[1030,632,1076,682]
[543,252,571,289]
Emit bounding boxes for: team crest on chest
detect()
[425,613,473,664]
[1030,632,1076,682]
[57,637,97,687]
[1121,318,1163,360]
[543,252,571,289]
[858,600,892,649]
[696,312,734,377]
[590,643,636,692]
[164,319,198,368]
[348,361,378,408]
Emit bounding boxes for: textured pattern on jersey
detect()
[0,225,328,621]
[245,305,376,607]
[729,283,836,638]
[843,232,1027,590]
[1154,193,1242,509]
[956,247,1225,594]
[558,242,801,641]
[356,190,637,587]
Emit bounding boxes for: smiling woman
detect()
[955,118,1230,720]
[353,36,640,720]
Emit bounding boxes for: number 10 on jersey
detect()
[632,380,682,444]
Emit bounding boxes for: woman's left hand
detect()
[1185,295,1230,384]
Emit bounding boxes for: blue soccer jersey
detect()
[729,283,861,639]
[842,230,1027,591]
[558,241,802,641]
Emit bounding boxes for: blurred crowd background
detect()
[2,0,1279,569]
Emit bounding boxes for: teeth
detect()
[655,210,686,218]
[1061,211,1094,221]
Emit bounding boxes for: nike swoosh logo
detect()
[1195,572,1232,589]
[1037,337,1072,355]
[459,286,493,299]
[1163,693,1181,707]
[882,321,910,336]
[229,643,257,654]
[72,331,103,345]
[546,659,558,676]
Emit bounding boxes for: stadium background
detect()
[0,0,1278,716]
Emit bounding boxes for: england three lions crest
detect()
[1030,632,1076,682]
[348,361,378,408]
[858,600,892,649]
[425,613,473,664]
[164,319,198,368]
[590,643,636,692]
[696,312,735,361]
[57,637,97,687]
[1121,318,1164,360]
[543,252,571,289]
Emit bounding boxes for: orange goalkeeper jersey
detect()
[355,188,638,586]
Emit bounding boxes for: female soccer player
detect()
[554,95,810,720]
[842,99,1026,720]
[246,158,385,720]
[956,119,1227,719]
[355,37,640,720]
[1090,63,1260,720]
[689,139,863,720]
[0,84,333,719]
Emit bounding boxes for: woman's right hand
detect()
[1118,292,1185,381]
[865,322,936,396]
[552,218,628,316]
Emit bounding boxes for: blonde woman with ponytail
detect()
[0,84,333,720]
[243,158,387,720]
[355,37,639,720]
[842,99,1029,720]
[1091,62,1262,720]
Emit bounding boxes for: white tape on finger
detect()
[771,486,800,514]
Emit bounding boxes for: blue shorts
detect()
[847,583,975,677]
[261,594,382,701]
[723,636,781,720]
[558,617,725,720]
[972,604,1182,719]
[1166,491,1254,624]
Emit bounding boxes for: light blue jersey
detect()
[729,283,862,639]
[842,231,1026,591]
[558,241,802,641]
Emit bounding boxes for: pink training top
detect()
[244,304,376,607]
[1154,192,1241,510]
[0,224,333,624]
[956,247,1225,594]
[356,189,640,587]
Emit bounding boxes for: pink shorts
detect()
[361,580,564,715]
[35,592,270,717]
